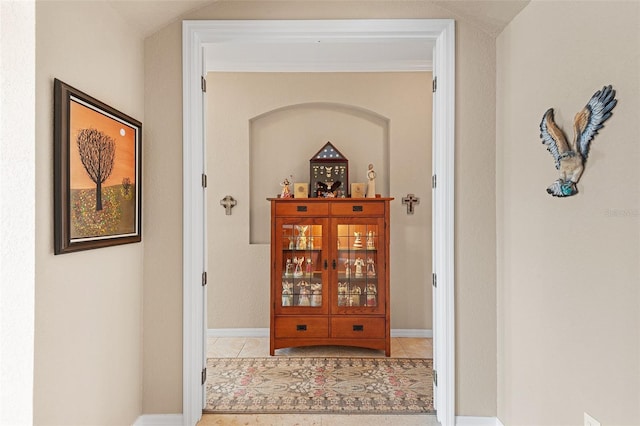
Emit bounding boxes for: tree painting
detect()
[76,127,116,211]
[65,95,138,241]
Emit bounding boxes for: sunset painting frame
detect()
[54,79,142,254]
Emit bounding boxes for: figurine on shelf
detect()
[354,257,365,278]
[306,258,313,276]
[288,236,295,250]
[297,281,310,306]
[353,231,362,249]
[344,259,351,277]
[338,282,348,306]
[282,281,294,306]
[310,282,322,307]
[309,236,314,250]
[295,225,308,250]
[366,257,376,277]
[280,176,293,198]
[293,256,304,277]
[366,231,375,250]
[350,285,362,306]
[284,258,294,277]
[366,282,377,307]
[366,163,376,198]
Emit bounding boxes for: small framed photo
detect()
[294,182,309,198]
[351,183,366,198]
[54,79,142,254]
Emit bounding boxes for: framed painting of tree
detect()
[54,79,142,254]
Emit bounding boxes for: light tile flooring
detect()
[199,337,438,426]
[206,337,433,359]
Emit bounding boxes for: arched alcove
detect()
[249,102,390,244]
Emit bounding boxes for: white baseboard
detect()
[456,416,503,426]
[133,414,183,426]
[207,328,432,338]
[391,328,433,338]
[208,328,269,337]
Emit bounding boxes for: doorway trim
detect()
[182,19,455,426]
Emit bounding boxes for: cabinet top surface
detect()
[268,197,394,203]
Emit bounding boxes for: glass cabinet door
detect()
[275,218,328,314]
[333,219,385,314]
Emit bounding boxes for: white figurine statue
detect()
[310,282,322,307]
[344,259,351,277]
[285,258,294,277]
[366,282,377,307]
[350,285,362,306]
[297,281,310,306]
[282,281,294,306]
[337,282,349,306]
[353,231,362,249]
[366,257,376,277]
[366,231,375,250]
[366,163,376,198]
[354,257,365,278]
[295,225,308,250]
[293,257,304,277]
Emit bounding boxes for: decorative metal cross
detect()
[220,195,237,215]
[401,193,420,215]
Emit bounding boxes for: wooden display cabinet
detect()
[268,198,392,356]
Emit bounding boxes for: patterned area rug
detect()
[205,357,434,414]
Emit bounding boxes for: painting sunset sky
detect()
[69,99,136,190]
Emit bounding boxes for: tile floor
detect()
[206,337,433,359]
[200,337,437,425]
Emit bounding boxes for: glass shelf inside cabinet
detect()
[336,223,379,308]
[280,223,324,308]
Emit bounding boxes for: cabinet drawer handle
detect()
[332,259,337,269]
[296,324,307,331]
[352,205,363,212]
[296,206,308,212]
[352,325,364,332]
[324,259,328,270]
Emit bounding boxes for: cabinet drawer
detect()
[330,202,384,216]
[331,317,385,339]
[275,316,328,338]
[275,202,329,216]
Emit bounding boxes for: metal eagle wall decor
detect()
[539,85,617,197]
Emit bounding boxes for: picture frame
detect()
[54,79,142,254]
[351,183,366,198]
[293,182,309,198]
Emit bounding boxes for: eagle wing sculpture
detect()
[539,85,617,197]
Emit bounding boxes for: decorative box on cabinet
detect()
[268,197,393,356]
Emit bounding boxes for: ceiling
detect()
[109,0,529,39]
[108,0,212,37]
[432,0,530,37]
[108,0,529,71]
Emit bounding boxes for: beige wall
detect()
[144,0,497,416]
[34,2,145,424]
[206,72,432,331]
[0,1,36,423]
[497,1,640,425]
